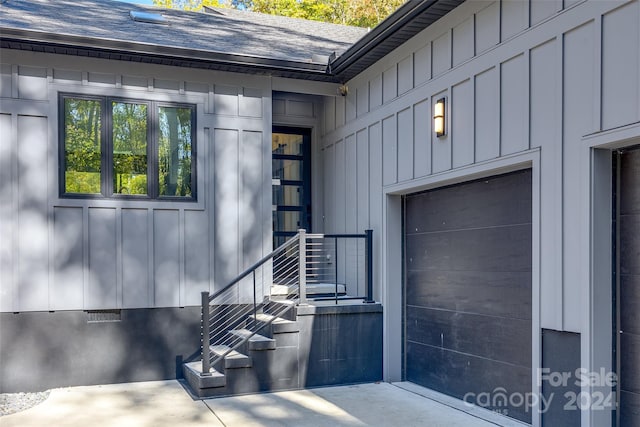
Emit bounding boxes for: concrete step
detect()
[228,329,276,351]
[263,299,296,321]
[249,313,299,334]
[211,345,252,369]
[182,361,226,398]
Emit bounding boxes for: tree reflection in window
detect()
[112,102,148,195]
[61,94,195,200]
[158,106,192,197]
[64,98,102,194]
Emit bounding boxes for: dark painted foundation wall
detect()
[0,307,201,393]
[2,305,384,394]
[297,304,383,387]
[541,329,581,427]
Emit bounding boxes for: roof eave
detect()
[0,1,466,85]
[330,0,465,82]
[0,27,339,82]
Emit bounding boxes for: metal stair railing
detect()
[199,229,374,376]
[303,230,374,304]
[200,229,317,375]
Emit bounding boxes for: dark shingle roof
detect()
[203,6,368,62]
[0,0,366,80]
[0,0,465,83]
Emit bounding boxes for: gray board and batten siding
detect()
[0,50,276,313]
[0,53,325,314]
[319,0,640,425]
[0,52,325,392]
[321,0,640,331]
[0,0,335,391]
[1,1,640,425]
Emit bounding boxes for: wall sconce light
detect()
[433,97,446,138]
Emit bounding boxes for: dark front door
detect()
[404,169,533,424]
[616,147,640,427]
[272,126,311,249]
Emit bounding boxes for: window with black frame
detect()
[60,94,195,200]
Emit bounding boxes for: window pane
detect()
[112,102,148,195]
[158,106,193,197]
[273,210,302,233]
[272,158,302,181]
[273,185,302,206]
[64,98,102,194]
[272,133,304,156]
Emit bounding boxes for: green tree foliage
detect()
[64,98,194,197]
[112,102,148,195]
[153,0,405,28]
[158,106,193,197]
[153,0,228,11]
[64,98,102,194]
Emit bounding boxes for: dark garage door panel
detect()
[620,390,640,427]
[406,306,531,367]
[405,224,533,273]
[405,169,532,424]
[406,269,531,320]
[620,148,640,426]
[405,170,532,234]
[406,341,531,404]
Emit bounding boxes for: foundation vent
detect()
[86,310,122,323]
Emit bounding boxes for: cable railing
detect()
[303,230,374,303]
[199,229,373,376]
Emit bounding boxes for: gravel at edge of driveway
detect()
[0,391,51,416]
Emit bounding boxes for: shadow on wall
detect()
[0,130,269,393]
[0,308,202,393]
[0,40,273,393]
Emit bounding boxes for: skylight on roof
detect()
[129,11,168,25]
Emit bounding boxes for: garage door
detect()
[404,169,532,424]
[618,148,640,427]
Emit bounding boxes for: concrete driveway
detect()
[1,380,518,427]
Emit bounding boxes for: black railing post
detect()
[253,270,257,327]
[201,291,212,375]
[364,229,374,303]
[334,236,339,305]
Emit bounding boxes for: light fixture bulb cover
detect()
[434,97,446,137]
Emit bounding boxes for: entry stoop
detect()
[184,301,383,399]
[183,313,301,398]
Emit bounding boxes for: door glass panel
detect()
[273,185,302,207]
[272,158,303,181]
[272,127,311,249]
[273,211,302,233]
[273,235,293,249]
[272,133,304,155]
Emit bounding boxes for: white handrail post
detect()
[298,229,307,305]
